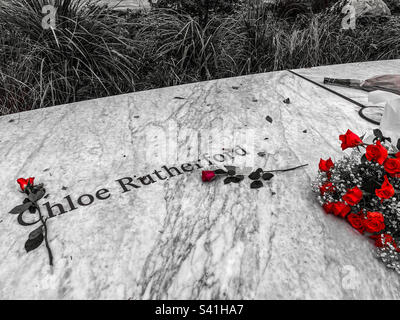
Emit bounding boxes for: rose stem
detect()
[35,203,53,267]
[264,164,309,173]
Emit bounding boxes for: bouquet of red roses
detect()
[313,129,400,273]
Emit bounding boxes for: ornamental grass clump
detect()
[0,0,142,115]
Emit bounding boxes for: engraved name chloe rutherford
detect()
[16,146,248,224]
[8,147,248,265]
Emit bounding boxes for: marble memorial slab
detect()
[1,61,400,299]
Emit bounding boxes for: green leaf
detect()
[262,173,274,181]
[28,226,43,240]
[25,233,44,253]
[250,181,263,189]
[249,171,261,180]
[9,202,32,215]
[373,129,383,140]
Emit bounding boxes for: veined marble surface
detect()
[0,61,400,300]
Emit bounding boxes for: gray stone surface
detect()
[0,60,399,299]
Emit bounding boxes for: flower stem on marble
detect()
[264,163,309,173]
[35,203,53,267]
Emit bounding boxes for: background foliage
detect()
[0,0,399,115]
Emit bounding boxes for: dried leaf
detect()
[28,189,45,202]
[223,177,230,184]
[265,116,273,123]
[214,169,227,175]
[373,129,383,140]
[224,165,236,171]
[232,175,244,183]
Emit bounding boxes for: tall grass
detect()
[133,9,247,88]
[1,0,400,116]
[0,0,142,115]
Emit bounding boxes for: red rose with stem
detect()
[384,158,400,176]
[342,186,363,206]
[339,130,363,150]
[347,213,365,234]
[366,140,388,165]
[11,178,53,266]
[363,211,385,233]
[375,175,395,201]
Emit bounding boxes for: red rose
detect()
[375,175,395,200]
[17,177,35,191]
[342,186,363,206]
[339,129,363,150]
[323,202,334,214]
[319,158,334,172]
[331,202,351,218]
[347,213,365,234]
[365,140,388,165]
[202,171,216,182]
[384,158,400,176]
[370,234,399,251]
[320,182,335,195]
[363,211,385,233]
[396,152,400,159]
